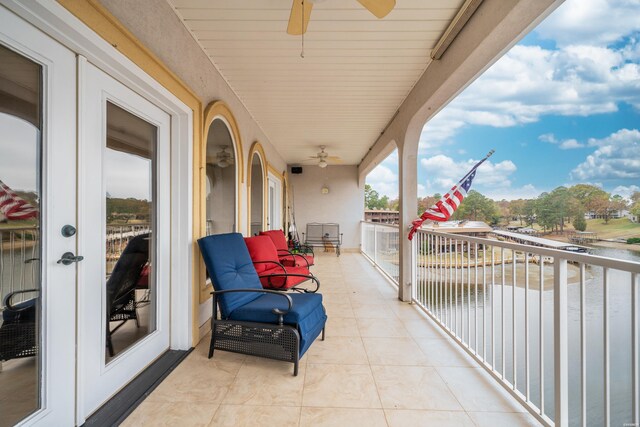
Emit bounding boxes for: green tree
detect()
[569,184,608,218]
[417,195,438,215]
[451,190,499,224]
[509,199,527,225]
[523,199,537,226]
[536,186,583,232]
[604,194,627,223]
[573,215,587,231]
[364,184,389,210]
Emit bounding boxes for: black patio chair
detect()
[106,233,150,357]
[198,232,327,376]
[0,289,38,362]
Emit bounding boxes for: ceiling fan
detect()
[287,0,396,35]
[304,146,343,168]
[210,146,234,168]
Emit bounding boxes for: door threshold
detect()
[82,349,192,427]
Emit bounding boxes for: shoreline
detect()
[589,240,640,253]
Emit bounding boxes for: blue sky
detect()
[366,0,640,201]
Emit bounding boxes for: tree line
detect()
[365,183,640,232]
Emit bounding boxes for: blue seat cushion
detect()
[229,293,327,356]
[198,233,263,317]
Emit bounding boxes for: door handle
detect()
[57,252,84,265]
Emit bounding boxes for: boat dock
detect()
[492,230,589,252]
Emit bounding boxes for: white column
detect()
[397,133,418,302]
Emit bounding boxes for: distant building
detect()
[365,209,399,224]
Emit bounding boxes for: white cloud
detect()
[0,114,39,192]
[559,139,584,149]
[484,184,542,201]
[612,184,640,200]
[539,133,585,149]
[366,164,398,198]
[419,13,640,149]
[417,154,542,200]
[539,133,557,143]
[535,0,640,47]
[571,128,640,181]
[420,155,517,188]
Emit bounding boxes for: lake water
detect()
[418,246,639,426]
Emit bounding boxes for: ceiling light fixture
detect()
[318,159,328,168]
[217,158,230,168]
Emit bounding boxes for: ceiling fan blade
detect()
[357,0,395,19]
[287,0,313,35]
[327,156,343,162]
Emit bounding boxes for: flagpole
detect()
[454,149,495,186]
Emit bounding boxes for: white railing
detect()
[361,221,400,284]
[1,225,150,302]
[412,229,640,427]
[106,224,150,260]
[0,226,40,301]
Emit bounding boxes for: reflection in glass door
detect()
[105,102,157,361]
[79,60,170,419]
[0,42,42,427]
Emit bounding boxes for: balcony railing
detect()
[361,221,400,284]
[1,225,150,303]
[0,226,40,303]
[411,229,640,427]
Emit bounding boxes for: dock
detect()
[492,230,589,252]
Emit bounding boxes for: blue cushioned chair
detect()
[198,233,327,375]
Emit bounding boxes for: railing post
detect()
[373,224,378,265]
[411,234,417,301]
[554,258,568,427]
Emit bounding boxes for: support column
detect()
[397,131,419,302]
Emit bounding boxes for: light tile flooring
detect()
[123,253,541,427]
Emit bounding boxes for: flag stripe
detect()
[0,180,39,221]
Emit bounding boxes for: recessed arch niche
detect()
[202,101,243,236]
[247,142,267,235]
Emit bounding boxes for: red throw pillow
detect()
[244,236,280,273]
[259,230,288,251]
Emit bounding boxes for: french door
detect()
[1,7,173,425]
[0,6,76,426]
[77,60,171,420]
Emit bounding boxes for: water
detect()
[419,246,640,426]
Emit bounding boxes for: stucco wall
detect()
[289,165,364,251]
[97,0,287,233]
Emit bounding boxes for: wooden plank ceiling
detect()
[167,0,464,165]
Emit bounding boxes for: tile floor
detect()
[122,252,541,427]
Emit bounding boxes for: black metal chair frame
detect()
[252,259,320,292]
[275,249,312,269]
[0,289,38,362]
[208,288,325,376]
[302,223,343,256]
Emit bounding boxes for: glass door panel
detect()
[105,101,157,361]
[0,42,42,427]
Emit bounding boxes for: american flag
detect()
[408,150,494,240]
[0,179,39,221]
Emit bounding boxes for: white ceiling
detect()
[167,0,465,165]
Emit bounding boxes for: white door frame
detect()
[1,0,193,424]
[77,58,172,417]
[267,172,282,231]
[0,6,77,426]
